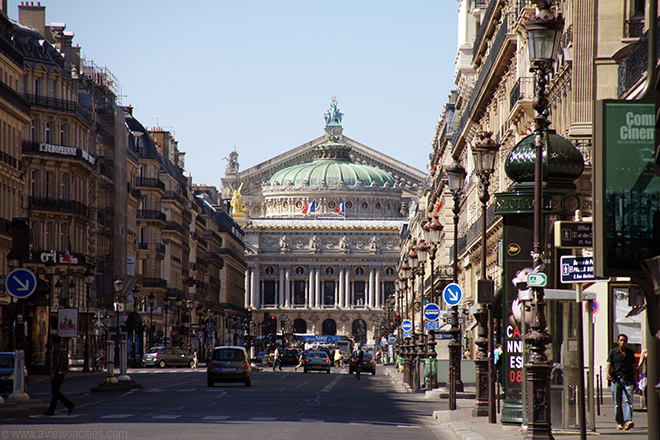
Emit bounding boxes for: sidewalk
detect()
[383,365,650,440]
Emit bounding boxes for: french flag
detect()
[63,241,72,268]
[308,200,316,214]
[335,201,344,213]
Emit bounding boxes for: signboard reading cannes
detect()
[442,283,463,306]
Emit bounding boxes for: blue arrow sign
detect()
[423,303,441,321]
[443,283,463,306]
[5,268,37,299]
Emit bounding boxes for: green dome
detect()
[269,144,396,187]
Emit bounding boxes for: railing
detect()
[618,19,660,97]
[203,229,223,245]
[137,210,166,222]
[625,16,645,39]
[141,277,167,289]
[163,191,187,207]
[0,217,10,236]
[28,196,89,217]
[0,81,29,116]
[25,93,90,122]
[474,0,489,8]
[165,221,187,235]
[0,150,19,169]
[472,0,499,63]
[136,177,165,191]
[509,77,534,111]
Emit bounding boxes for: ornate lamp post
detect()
[400,261,412,387]
[82,268,94,372]
[114,279,123,343]
[415,240,437,389]
[524,2,563,438]
[471,131,500,421]
[446,158,467,410]
[407,247,421,391]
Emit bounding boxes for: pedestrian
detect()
[463,348,471,360]
[193,349,198,371]
[334,347,343,368]
[494,344,503,385]
[606,333,636,430]
[294,351,304,371]
[354,344,364,380]
[272,345,282,371]
[45,335,75,416]
[637,348,648,408]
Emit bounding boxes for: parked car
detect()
[143,346,194,368]
[0,352,28,394]
[303,350,331,373]
[280,348,301,367]
[207,346,251,387]
[348,351,376,375]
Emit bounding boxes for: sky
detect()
[6,1,459,187]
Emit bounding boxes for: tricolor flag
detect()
[308,200,316,214]
[433,200,443,215]
[63,241,72,268]
[335,201,345,213]
[301,203,309,214]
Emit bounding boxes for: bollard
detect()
[118,340,131,381]
[104,340,117,383]
[8,350,29,401]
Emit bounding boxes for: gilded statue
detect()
[228,183,247,218]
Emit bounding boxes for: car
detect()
[0,352,28,394]
[143,346,195,368]
[279,348,301,366]
[303,350,331,373]
[207,346,252,387]
[348,351,376,375]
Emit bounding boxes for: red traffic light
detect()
[247,307,252,312]
[395,312,400,318]
[389,322,394,327]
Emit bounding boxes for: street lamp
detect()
[446,158,467,410]
[415,240,437,389]
[148,293,155,348]
[524,2,563,438]
[471,131,500,422]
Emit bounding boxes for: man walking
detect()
[272,345,282,371]
[606,333,636,430]
[45,335,74,416]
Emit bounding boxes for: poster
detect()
[57,308,79,338]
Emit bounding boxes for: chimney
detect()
[18,2,46,38]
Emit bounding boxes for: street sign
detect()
[425,320,440,331]
[401,319,412,338]
[560,256,609,283]
[554,221,593,248]
[388,335,396,345]
[585,299,599,314]
[527,272,547,287]
[5,268,37,299]
[442,283,463,306]
[423,303,440,321]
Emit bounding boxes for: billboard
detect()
[57,308,79,338]
[594,100,660,277]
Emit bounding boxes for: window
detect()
[353,281,366,306]
[323,281,335,306]
[45,222,55,249]
[34,78,41,95]
[60,173,69,199]
[293,280,306,305]
[59,124,67,146]
[30,121,38,142]
[45,122,51,144]
[45,171,54,198]
[263,280,277,305]
[30,170,40,197]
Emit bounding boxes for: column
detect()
[245,267,251,308]
[338,269,345,308]
[284,267,291,308]
[375,268,381,309]
[279,267,285,308]
[369,268,375,308]
[253,265,260,308]
[315,268,321,308]
[345,270,351,307]
[308,269,314,308]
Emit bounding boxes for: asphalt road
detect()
[1,366,453,440]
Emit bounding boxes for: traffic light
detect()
[280,319,285,332]
[9,218,30,261]
[150,322,155,333]
[394,312,401,325]
[246,307,252,322]
[270,316,276,334]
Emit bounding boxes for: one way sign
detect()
[5,268,37,299]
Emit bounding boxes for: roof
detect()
[245,217,404,230]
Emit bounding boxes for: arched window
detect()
[293,318,307,334]
[322,319,337,335]
[352,319,367,345]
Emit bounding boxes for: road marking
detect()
[146,388,164,392]
[300,419,324,423]
[251,417,276,421]
[322,374,343,392]
[101,414,133,419]
[397,425,421,429]
[202,415,230,420]
[177,388,196,392]
[153,414,181,419]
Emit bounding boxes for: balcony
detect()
[509,77,534,119]
[0,81,29,117]
[28,196,90,217]
[138,242,166,254]
[22,141,96,169]
[25,93,90,123]
[0,150,19,169]
[141,277,167,289]
[163,191,187,207]
[136,177,165,191]
[137,210,166,223]
[625,15,645,39]
[164,221,187,235]
[0,217,10,237]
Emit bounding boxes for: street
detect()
[1,366,453,440]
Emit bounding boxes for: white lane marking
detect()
[101,414,133,419]
[397,425,421,429]
[322,374,343,392]
[146,388,164,392]
[177,388,196,392]
[251,417,276,421]
[202,415,230,420]
[153,414,181,419]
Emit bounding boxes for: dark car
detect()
[207,346,251,387]
[143,346,195,368]
[0,352,28,394]
[348,352,376,375]
[279,348,301,367]
[303,350,331,373]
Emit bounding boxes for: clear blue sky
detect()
[7,1,458,187]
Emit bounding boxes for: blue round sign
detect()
[401,319,413,332]
[423,303,440,321]
[443,283,463,306]
[5,268,37,299]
